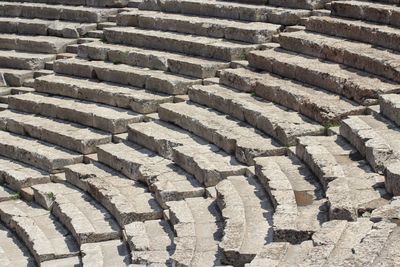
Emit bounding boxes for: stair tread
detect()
[8,93,144,134]
[0,109,111,154]
[35,74,174,114]
[216,175,273,265]
[248,48,400,104]
[0,130,82,173]
[0,199,79,263]
[65,162,163,225]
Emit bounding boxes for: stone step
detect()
[104,27,258,61]
[331,1,400,28]
[93,140,205,205]
[342,220,400,266]
[380,93,400,127]
[65,162,164,225]
[0,33,76,54]
[139,0,312,25]
[0,222,36,266]
[255,155,328,244]
[117,9,281,44]
[247,241,313,267]
[0,186,17,202]
[35,74,174,114]
[127,121,249,187]
[0,130,82,173]
[219,68,365,125]
[188,84,325,145]
[0,156,51,191]
[0,67,33,86]
[4,0,128,7]
[0,199,79,263]
[339,113,400,196]
[248,48,400,105]
[0,109,111,154]
[124,219,174,265]
[306,16,400,52]
[8,93,144,134]
[0,2,118,23]
[215,175,273,266]
[0,17,97,38]
[269,0,330,10]
[32,182,121,245]
[158,102,286,164]
[296,135,388,221]
[165,198,223,267]
[80,240,131,266]
[0,50,55,70]
[53,57,202,95]
[279,30,400,83]
[301,219,374,266]
[78,41,229,79]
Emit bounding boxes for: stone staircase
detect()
[0,0,399,266]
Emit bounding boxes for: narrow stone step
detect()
[35,74,174,114]
[248,48,400,105]
[40,257,81,267]
[65,163,163,225]
[104,27,258,61]
[124,219,174,265]
[371,197,400,223]
[0,17,97,38]
[4,0,128,7]
[342,221,400,266]
[247,241,313,267]
[139,0,311,25]
[0,223,36,266]
[166,198,223,267]
[158,102,287,164]
[127,121,248,187]
[78,41,229,79]
[296,135,388,220]
[0,110,111,154]
[32,182,120,245]
[53,57,202,95]
[331,0,400,28]
[268,0,330,10]
[306,16,400,52]
[0,186,17,202]
[219,68,365,125]
[340,113,400,196]
[0,156,51,191]
[0,130,82,173]
[0,50,55,70]
[380,93,400,127]
[0,199,79,263]
[340,113,400,172]
[0,33,76,54]
[94,140,205,205]
[0,67,33,86]
[216,175,273,265]
[301,219,374,266]
[279,30,400,83]
[255,155,328,244]
[80,240,131,266]
[0,2,118,23]
[118,9,281,44]
[189,84,325,145]
[8,93,144,134]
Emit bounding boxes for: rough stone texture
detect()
[216,175,273,265]
[255,155,328,243]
